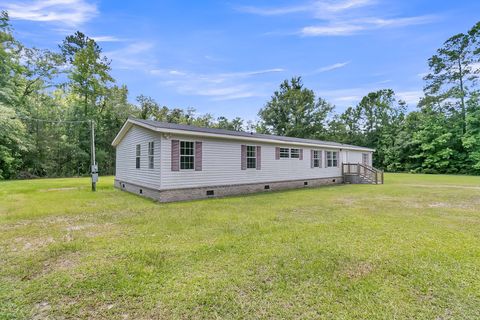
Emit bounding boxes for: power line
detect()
[10,113,98,192]
[12,114,92,124]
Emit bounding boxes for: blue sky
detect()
[2,0,480,121]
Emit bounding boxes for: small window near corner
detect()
[148,141,154,169]
[136,144,141,169]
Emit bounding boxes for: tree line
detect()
[0,10,479,179]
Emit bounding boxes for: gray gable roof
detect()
[127,117,374,151]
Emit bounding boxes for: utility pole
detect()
[90,120,98,191]
[10,115,99,192]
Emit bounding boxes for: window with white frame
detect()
[313,150,320,167]
[148,141,154,169]
[247,145,256,169]
[279,147,290,158]
[135,144,141,169]
[290,148,300,158]
[180,141,194,170]
[326,151,338,167]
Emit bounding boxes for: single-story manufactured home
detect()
[112,117,379,202]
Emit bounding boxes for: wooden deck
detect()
[342,163,384,184]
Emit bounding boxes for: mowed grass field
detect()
[1,174,480,319]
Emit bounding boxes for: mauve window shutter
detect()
[256,146,261,170]
[195,141,202,171]
[299,149,303,160]
[310,150,314,168]
[275,147,280,160]
[241,145,247,170]
[171,140,179,171]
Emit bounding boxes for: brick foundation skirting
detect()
[114,177,343,203]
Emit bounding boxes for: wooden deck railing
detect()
[342,163,384,184]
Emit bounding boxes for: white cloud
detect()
[240,0,438,37]
[150,68,284,100]
[417,72,429,78]
[316,61,351,73]
[301,15,437,36]
[91,36,124,42]
[236,4,311,16]
[105,42,156,70]
[301,24,364,36]
[317,88,364,106]
[3,0,98,26]
[359,15,438,28]
[237,0,375,17]
[317,87,423,109]
[323,0,376,12]
[219,68,284,78]
[374,79,392,84]
[397,90,423,105]
[335,95,362,102]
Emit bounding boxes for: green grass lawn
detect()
[1,174,480,319]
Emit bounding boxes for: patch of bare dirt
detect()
[343,262,374,279]
[428,202,474,209]
[84,222,116,238]
[65,223,95,232]
[31,301,51,320]
[12,236,55,252]
[0,216,82,232]
[336,197,358,206]
[39,187,82,192]
[404,184,480,191]
[40,252,81,277]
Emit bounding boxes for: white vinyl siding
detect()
[159,133,357,190]
[115,125,372,191]
[115,126,161,189]
[344,150,370,165]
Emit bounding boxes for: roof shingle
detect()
[130,117,373,151]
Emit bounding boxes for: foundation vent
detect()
[206,190,214,196]
[304,181,308,186]
[264,185,270,190]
